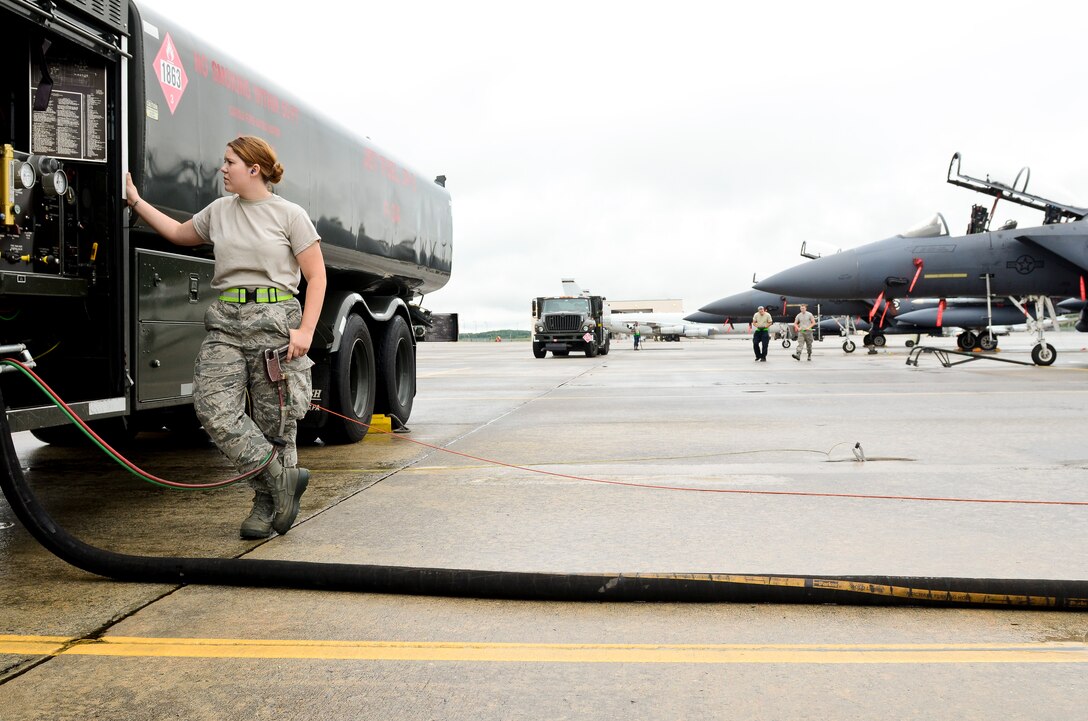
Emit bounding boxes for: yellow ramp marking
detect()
[0,635,70,655]
[2,636,1086,664]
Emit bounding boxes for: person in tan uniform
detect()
[792,304,817,361]
[126,136,326,539]
[752,306,773,361]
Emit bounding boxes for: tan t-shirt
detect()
[192,194,321,293]
[752,311,773,329]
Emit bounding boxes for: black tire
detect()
[375,315,416,428]
[782,339,791,349]
[905,339,915,348]
[321,313,376,445]
[600,334,610,356]
[862,333,873,346]
[532,342,547,358]
[1031,343,1056,366]
[978,334,998,351]
[957,331,977,350]
[872,334,887,347]
[843,341,856,353]
[585,341,598,358]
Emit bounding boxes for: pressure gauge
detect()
[15,161,36,189]
[42,169,68,197]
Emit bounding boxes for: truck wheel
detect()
[600,335,610,355]
[585,341,598,358]
[533,342,547,358]
[375,314,415,428]
[321,313,376,445]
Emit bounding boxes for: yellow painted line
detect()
[1,636,1085,664]
[0,635,70,655]
[922,273,970,279]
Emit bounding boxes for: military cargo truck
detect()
[531,295,610,358]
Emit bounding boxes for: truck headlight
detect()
[535,323,545,333]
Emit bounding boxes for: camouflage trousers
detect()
[193,298,314,492]
[796,330,813,357]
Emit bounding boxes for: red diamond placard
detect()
[154,33,188,114]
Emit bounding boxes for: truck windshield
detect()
[542,298,590,313]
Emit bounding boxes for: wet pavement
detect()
[1,333,1086,719]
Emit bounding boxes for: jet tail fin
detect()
[561,278,586,296]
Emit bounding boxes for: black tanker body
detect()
[0,0,452,444]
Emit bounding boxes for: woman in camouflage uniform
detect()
[126,136,326,539]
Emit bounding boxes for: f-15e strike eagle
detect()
[753,153,1087,365]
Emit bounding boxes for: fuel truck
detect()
[531,294,610,358]
[0,0,452,444]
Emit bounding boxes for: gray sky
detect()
[141,0,1088,330]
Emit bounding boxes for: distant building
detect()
[607,299,684,314]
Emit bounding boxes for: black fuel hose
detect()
[1,389,1085,609]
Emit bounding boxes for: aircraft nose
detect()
[699,290,763,316]
[754,250,861,298]
[684,311,726,324]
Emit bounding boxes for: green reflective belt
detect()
[218,287,294,303]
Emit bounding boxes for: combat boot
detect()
[240,491,275,539]
[266,457,310,535]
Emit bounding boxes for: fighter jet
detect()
[754,153,1088,365]
[692,287,1030,353]
[684,310,731,325]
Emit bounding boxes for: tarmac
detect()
[1,331,1086,719]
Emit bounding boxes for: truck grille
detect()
[545,314,581,332]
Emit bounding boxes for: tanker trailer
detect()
[0,0,452,444]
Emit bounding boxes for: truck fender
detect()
[317,291,410,354]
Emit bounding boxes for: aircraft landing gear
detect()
[842,340,856,353]
[1031,343,1056,366]
[1015,295,1060,366]
[978,334,998,352]
[956,331,978,350]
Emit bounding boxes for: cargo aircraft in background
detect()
[557,279,728,342]
[753,153,1088,365]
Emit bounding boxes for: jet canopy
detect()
[901,213,950,239]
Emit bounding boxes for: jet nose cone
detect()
[684,311,726,324]
[755,251,861,298]
[699,289,772,317]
